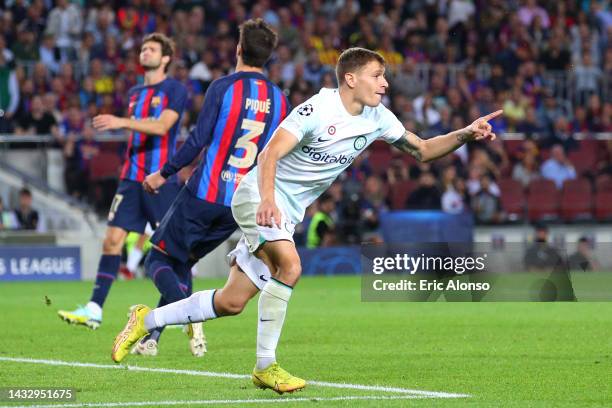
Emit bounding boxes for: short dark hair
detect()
[238,18,278,68]
[141,33,175,73]
[336,47,385,85]
[319,192,334,204]
[19,187,32,197]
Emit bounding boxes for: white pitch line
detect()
[0,395,428,408]
[0,356,470,399]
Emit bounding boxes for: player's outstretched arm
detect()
[92,110,180,136]
[393,110,503,162]
[256,128,299,228]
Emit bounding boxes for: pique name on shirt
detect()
[245,98,271,114]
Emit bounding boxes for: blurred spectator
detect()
[524,223,563,271]
[45,0,82,61]
[306,192,336,249]
[0,52,19,133]
[471,174,502,223]
[517,106,545,136]
[405,171,441,210]
[413,92,441,130]
[503,87,528,130]
[361,175,387,234]
[0,196,19,230]
[568,236,601,271]
[442,177,469,215]
[189,50,214,84]
[574,51,602,105]
[386,157,409,185]
[14,95,60,142]
[63,123,99,200]
[541,35,570,71]
[540,144,576,188]
[303,49,326,88]
[39,34,61,74]
[90,58,114,94]
[512,152,540,187]
[550,116,578,151]
[14,187,39,230]
[12,28,39,63]
[518,0,550,29]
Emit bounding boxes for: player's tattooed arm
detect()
[397,110,503,162]
[392,131,424,162]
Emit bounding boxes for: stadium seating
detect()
[594,191,612,221]
[527,179,559,221]
[368,150,393,176]
[389,180,417,210]
[595,174,612,192]
[560,178,593,221]
[503,140,524,160]
[568,149,597,177]
[499,178,525,221]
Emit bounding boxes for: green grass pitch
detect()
[0,275,611,407]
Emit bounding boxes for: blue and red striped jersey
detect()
[120,77,187,182]
[160,71,289,206]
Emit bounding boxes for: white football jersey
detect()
[234,88,405,223]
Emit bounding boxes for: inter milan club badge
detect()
[328,126,336,135]
[354,135,367,150]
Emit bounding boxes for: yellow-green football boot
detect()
[252,363,306,394]
[111,304,150,363]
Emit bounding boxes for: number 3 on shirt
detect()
[228,119,266,169]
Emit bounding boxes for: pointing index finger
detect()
[482,110,503,121]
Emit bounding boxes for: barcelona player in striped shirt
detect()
[113,19,289,354]
[58,34,188,335]
[117,19,288,357]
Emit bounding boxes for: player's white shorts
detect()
[227,185,296,290]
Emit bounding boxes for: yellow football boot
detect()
[111,304,150,363]
[252,363,306,394]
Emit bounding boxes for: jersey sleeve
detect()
[377,105,405,144]
[160,80,223,178]
[278,95,319,143]
[165,82,188,114]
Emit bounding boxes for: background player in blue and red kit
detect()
[58,33,188,332]
[131,19,287,355]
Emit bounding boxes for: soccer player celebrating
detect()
[112,48,501,394]
[124,18,287,357]
[58,34,188,334]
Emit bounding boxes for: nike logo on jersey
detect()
[259,318,274,322]
[317,137,331,143]
[259,274,268,282]
[187,315,193,322]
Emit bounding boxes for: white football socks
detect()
[86,301,102,318]
[126,247,144,273]
[256,279,292,370]
[144,290,217,331]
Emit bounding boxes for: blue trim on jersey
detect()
[197,82,236,199]
[269,86,283,144]
[222,78,259,206]
[129,89,148,180]
[150,91,166,171]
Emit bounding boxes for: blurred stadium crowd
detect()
[0,0,611,242]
